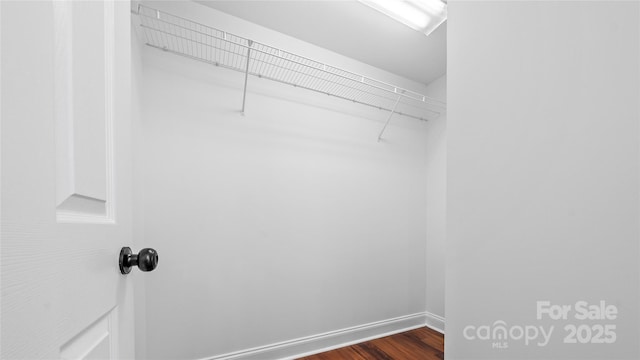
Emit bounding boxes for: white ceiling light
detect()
[359,0,447,36]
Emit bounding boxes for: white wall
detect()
[424,75,446,332]
[133,1,433,359]
[447,1,639,359]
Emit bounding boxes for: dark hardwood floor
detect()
[297,327,444,360]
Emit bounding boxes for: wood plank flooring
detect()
[297,327,444,360]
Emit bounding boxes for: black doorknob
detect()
[119,247,159,274]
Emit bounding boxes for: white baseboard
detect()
[424,311,445,334]
[202,312,429,360]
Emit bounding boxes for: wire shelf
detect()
[135,5,445,122]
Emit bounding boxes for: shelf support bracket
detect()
[377,95,402,142]
[241,40,253,116]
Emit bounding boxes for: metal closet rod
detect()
[134,4,446,139]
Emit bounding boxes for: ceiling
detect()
[195,0,447,86]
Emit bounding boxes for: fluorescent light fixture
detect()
[359,0,447,36]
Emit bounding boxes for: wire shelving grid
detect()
[135,5,446,138]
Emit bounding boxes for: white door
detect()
[2,1,137,359]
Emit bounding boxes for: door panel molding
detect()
[60,307,119,360]
[54,0,115,224]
